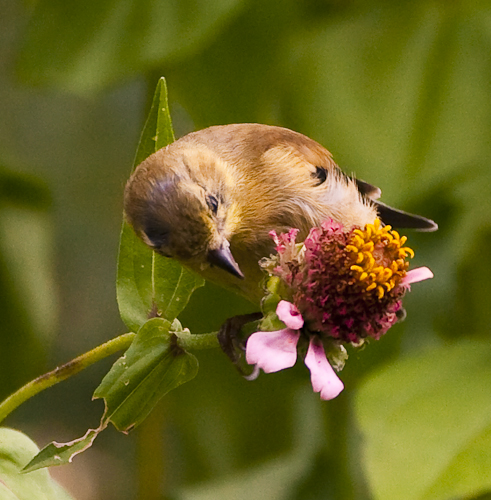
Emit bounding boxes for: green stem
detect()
[325,393,357,500]
[0,328,220,424]
[0,333,135,424]
[177,331,219,351]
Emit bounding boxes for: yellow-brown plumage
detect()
[124,124,436,303]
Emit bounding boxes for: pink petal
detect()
[246,329,300,373]
[403,266,434,284]
[321,219,344,232]
[304,338,344,400]
[276,300,304,330]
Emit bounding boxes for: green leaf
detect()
[175,388,324,500]
[17,0,244,94]
[167,0,298,127]
[0,428,73,498]
[22,428,101,474]
[23,78,203,473]
[355,339,491,500]
[0,166,56,397]
[25,318,201,471]
[0,166,51,210]
[282,2,491,206]
[117,78,204,332]
[133,77,175,166]
[117,222,205,332]
[94,318,199,432]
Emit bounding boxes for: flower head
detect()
[268,218,432,343]
[246,218,433,400]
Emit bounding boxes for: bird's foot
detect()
[218,312,262,376]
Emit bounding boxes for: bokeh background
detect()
[1,0,491,499]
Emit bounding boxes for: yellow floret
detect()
[347,219,414,299]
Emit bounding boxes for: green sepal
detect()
[259,276,285,332]
[323,340,348,372]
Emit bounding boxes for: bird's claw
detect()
[218,312,263,375]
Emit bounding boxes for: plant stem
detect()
[0,328,220,424]
[324,392,357,500]
[0,333,135,424]
[177,331,219,351]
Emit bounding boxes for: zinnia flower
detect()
[246,218,433,400]
[246,300,344,400]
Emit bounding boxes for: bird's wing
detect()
[352,178,381,200]
[185,124,438,232]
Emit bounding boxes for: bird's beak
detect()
[207,243,244,279]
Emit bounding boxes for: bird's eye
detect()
[206,194,219,214]
[313,166,327,185]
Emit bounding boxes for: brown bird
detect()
[124,123,437,304]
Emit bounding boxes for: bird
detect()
[124,123,437,305]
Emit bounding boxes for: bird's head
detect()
[124,146,244,279]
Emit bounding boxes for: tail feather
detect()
[374,201,438,232]
[352,178,438,231]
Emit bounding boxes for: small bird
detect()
[124,124,437,304]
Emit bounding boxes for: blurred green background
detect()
[1,0,491,499]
